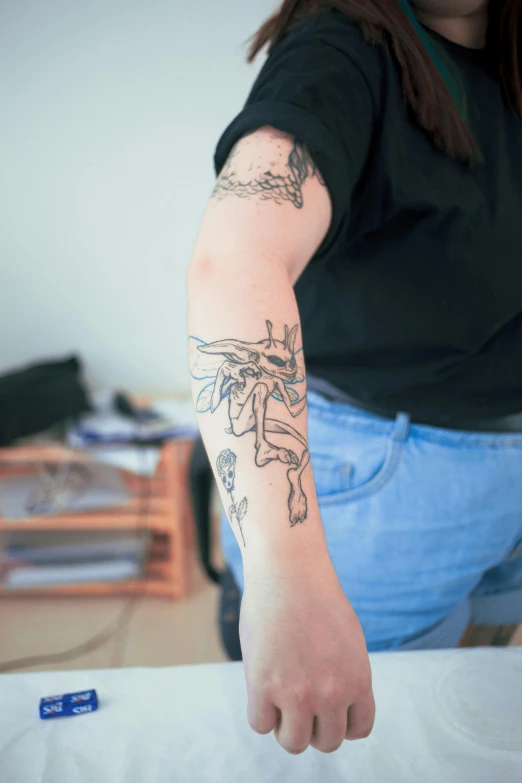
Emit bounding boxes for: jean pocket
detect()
[310,454,354,496]
[310,424,406,505]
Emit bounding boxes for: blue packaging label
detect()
[40,690,98,719]
[40,702,66,719]
[40,695,64,704]
[41,690,97,706]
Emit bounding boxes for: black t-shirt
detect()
[214,9,522,423]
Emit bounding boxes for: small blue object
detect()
[39,690,98,720]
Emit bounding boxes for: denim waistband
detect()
[307,390,522,449]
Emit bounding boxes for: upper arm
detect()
[192,127,332,284]
[191,17,380,284]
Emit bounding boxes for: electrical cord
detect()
[109,445,152,669]
[0,437,155,675]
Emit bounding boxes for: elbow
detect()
[187,253,243,297]
[187,254,217,292]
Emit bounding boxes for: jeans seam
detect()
[411,429,522,450]
[319,435,404,506]
[307,396,522,449]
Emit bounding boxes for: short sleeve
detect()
[214,13,380,260]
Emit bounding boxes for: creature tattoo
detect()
[216,449,248,547]
[212,134,326,209]
[190,321,309,527]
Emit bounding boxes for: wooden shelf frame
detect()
[0,440,195,600]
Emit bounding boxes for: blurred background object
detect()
[0,0,276,672]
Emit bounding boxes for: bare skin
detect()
[412,0,489,48]
[187,126,368,755]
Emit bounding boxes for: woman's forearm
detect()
[187,253,329,580]
[184,129,375,754]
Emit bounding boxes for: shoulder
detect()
[277,11,384,78]
[261,10,386,105]
[285,9,372,46]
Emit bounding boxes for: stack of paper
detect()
[4,560,142,589]
[67,396,198,448]
[66,394,199,477]
[1,530,149,589]
[0,461,131,519]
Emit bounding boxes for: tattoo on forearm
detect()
[216,449,248,547]
[190,321,309,527]
[212,135,325,209]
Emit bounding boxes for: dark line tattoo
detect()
[216,449,248,547]
[212,136,326,209]
[190,322,309,527]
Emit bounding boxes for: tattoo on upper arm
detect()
[190,321,309,540]
[212,135,326,209]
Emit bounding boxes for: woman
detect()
[187,0,522,755]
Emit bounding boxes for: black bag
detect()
[0,356,91,446]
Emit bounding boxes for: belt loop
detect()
[393,412,410,442]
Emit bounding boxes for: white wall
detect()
[0,0,275,393]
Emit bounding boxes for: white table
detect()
[1,649,521,782]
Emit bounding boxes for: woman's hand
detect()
[240,558,375,755]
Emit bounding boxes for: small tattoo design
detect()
[191,321,309,527]
[216,449,247,547]
[212,137,325,209]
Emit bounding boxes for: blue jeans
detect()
[221,391,522,652]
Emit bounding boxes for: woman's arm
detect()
[187,127,375,754]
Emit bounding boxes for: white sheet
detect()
[0,649,520,782]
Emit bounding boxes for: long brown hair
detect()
[248,1,522,163]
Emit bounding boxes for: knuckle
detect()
[283,743,308,756]
[250,720,272,736]
[322,742,344,754]
[347,724,373,741]
[347,711,375,741]
[264,675,283,698]
[352,677,373,704]
[289,683,312,708]
[311,737,344,754]
[319,674,340,703]
[247,711,262,733]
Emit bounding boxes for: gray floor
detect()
[0,550,228,673]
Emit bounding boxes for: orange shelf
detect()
[0,514,175,534]
[0,439,195,600]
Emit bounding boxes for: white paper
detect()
[4,559,141,588]
[87,446,161,477]
[151,397,198,431]
[67,395,198,448]
[0,650,521,783]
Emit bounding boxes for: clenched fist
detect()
[239,558,375,755]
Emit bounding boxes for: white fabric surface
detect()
[1,649,521,782]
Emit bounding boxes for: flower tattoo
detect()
[217,449,248,547]
[217,449,236,492]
